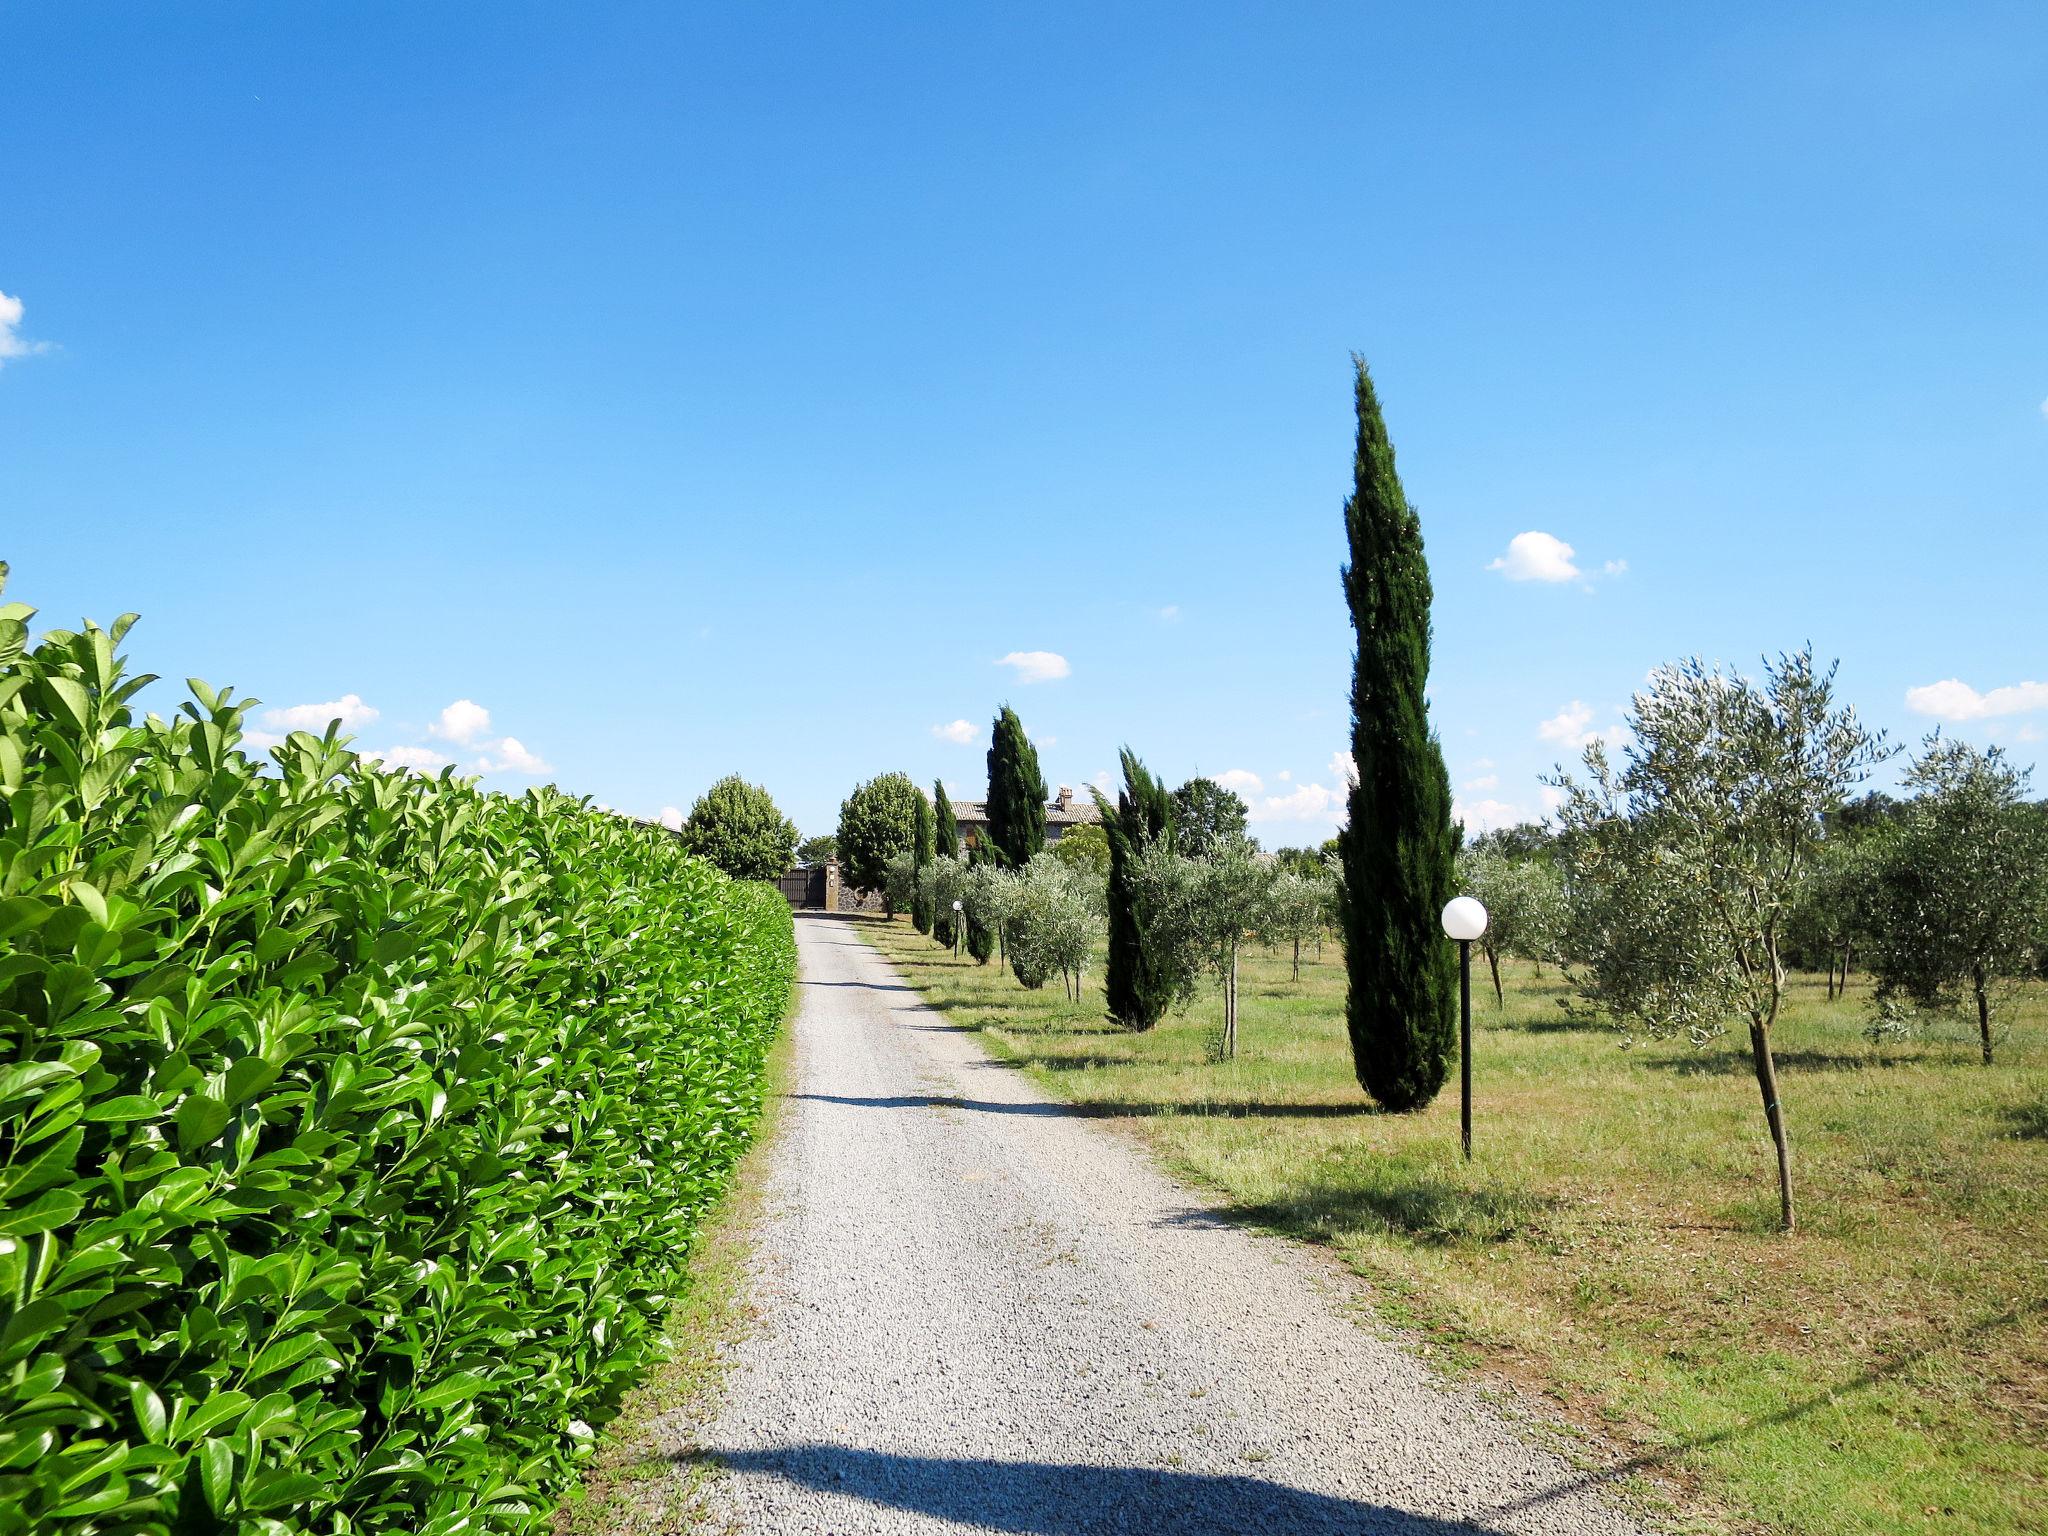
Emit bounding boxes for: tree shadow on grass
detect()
[1499,1011,1610,1035]
[1643,1048,1892,1078]
[2004,1100,2048,1140]
[689,1444,1502,1533]
[1482,1296,2045,1522]
[1183,1175,1556,1248]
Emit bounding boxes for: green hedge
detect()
[0,586,796,1534]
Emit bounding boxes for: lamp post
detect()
[1441,896,1489,1161]
[951,899,964,960]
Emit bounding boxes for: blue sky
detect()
[4,2,2044,843]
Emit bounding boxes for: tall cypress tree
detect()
[965,833,999,963]
[911,789,934,934]
[985,704,1047,867]
[932,779,960,948]
[1096,747,1176,1030]
[1339,356,1459,1111]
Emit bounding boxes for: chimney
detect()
[1056,785,1073,811]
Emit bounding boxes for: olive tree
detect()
[1863,737,2048,1063]
[1454,847,1565,1005]
[1783,834,1883,1001]
[1551,648,1888,1231]
[1262,869,1334,982]
[1004,853,1105,999]
[1132,839,1277,1060]
[882,848,921,918]
[919,856,971,953]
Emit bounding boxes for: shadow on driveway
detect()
[693,1444,1497,1534]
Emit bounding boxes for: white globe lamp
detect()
[1441,895,1489,1160]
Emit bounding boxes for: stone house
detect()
[951,785,1100,856]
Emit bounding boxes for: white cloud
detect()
[430,699,493,744]
[1035,734,1058,748]
[658,805,685,831]
[365,745,453,773]
[1157,605,1181,622]
[1489,531,1582,583]
[996,650,1071,684]
[1601,559,1629,578]
[1538,701,1596,745]
[1214,768,1264,796]
[261,693,380,733]
[2039,396,2048,422]
[1462,772,1500,792]
[1540,785,1567,815]
[1538,700,1631,753]
[242,729,286,751]
[1276,769,1292,781]
[1090,769,1115,793]
[1453,797,1526,833]
[1249,781,1345,823]
[1328,750,1358,786]
[931,719,978,744]
[473,736,551,775]
[2017,724,2044,743]
[0,291,51,367]
[1904,678,2048,721]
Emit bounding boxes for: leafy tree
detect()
[1262,868,1335,981]
[1172,776,1250,856]
[1863,737,2048,1063]
[1003,853,1106,999]
[883,847,921,916]
[986,704,1048,866]
[1338,357,1459,1112]
[1271,845,1328,877]
[919,857,971,953]
[796,833,838,866]
[933,779,960,947]
[1050,820,1110,881]
[1468,821,1558,864]
[836,772,921,897]
[1455,847,1565,1004]
[1783,834,1883,999]
[911,789,935,934]
[679,774,798,881]
[1132,839,1277,1059]
[1552,649,1888,1231]
[1095,747,1176,1029]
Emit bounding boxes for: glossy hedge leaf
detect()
[0,587,797,1535]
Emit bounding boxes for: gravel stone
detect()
[688,916,1658,1534]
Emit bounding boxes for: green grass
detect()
[861,917,2048,1536]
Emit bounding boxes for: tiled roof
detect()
[951,797,1101,826]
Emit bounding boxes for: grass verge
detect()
[554,995,800,1534]
[860,916,2048,1536]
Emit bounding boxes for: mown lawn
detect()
[860,916,2048,1536]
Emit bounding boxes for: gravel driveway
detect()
[686,915,1657,1534]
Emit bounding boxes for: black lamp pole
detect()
[1458,937,1473,1162]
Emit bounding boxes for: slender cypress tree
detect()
[1096,747,1176,1030]
[911,789,934,934]
[1339,356,1459,1111]
[985,705,1047,867]
[965,833,1000,963]
[932,779,960,948]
